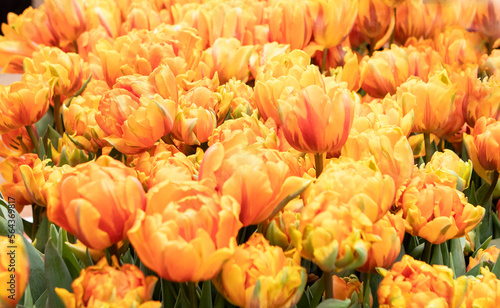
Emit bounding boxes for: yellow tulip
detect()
[0,235,29,308]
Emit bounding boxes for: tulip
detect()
[121,1,162,34]
[45,156,147,250]
[397,70,464,139]
[355,0,395,52]
[44,0,87,43]
[278,84,356,155]
[464,267,500,307]
[65,240,106,264]
[128,180,241,282]
[394,0,436,44]
[472,0,500,53]
[0,235,29,308]
[84,0,121,38]
[304,157,396,225]
[424,149,472,191]
[268,0,314,51]
[378,255,468,307]
[465,117,500,173]
[199,141,311,226]
[396,169,484,244]
[0,126,35,158]
[360,45,410,98]
[50,134,89,167]
[96,83,176,154]
[405,44,443,82]
[0,154,40,212]
[433,27,483,71]
[467,245,500,272]
[254,50,324,124]
[261,199,302,252]
[462,77,500,127]
[307,0,358,49]
[208,38,254,84]
[328,48,366,92]
[23,46,84,99]
[357,212,405,273]
[0,73,51,134]
[342,126,414,190]
[332,275,369,305]
[56,257,160,308]
[215,78,254,119]
[213,233,306,308]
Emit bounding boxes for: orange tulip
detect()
[23,46,84,98]
[304,157,396,225]
[424,149,473,191]
[378,255,468,307]
[45,156,147,250]
[396,169,484,244]
[199,141,311,226]
[0,154,40,212]
[56,257,159,308]
[49,134,89,167]
[254,50,324,124]
[462,76,500,127]
[405,43,443,82]
[0,126,35,158]
[213,233,306,308]
[268,0,314,50]
[96,83,176,154]
[128,180,241,282]
[394,0,436,44]
[307,0,358,49]
[360,45,410,98]
[120,1,162,34]
[357,212,405,273]
[396,69,464,138]
[84,0,121,38]
[433,27,483,71]
[355,0,395,51]
[472,0,500,51]
[208,38,254,84]
[332,275,366,304]
[0,235,29,308]
[342,126,414,190]
[278,84,356,154]
[0,73,51,134]
[467,245,500,272]
[45,0,87,43]
[261,200,302,252]
[463,268,500,308]
[465,117,500,173]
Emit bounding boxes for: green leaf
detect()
[449,238,466,277]
[473,236,492,258]
[173,286,191,308]
[38,136,46,160]
[33,290,47,308]
[441,241,450,267]
[430,243,444,265]
[213,292,225,308]
[408,243,424,260]
[43,125,62,153]
[35,110,55,140]
[491,252,500,279]
[466,261,484,277]
[33,215,50,253]
[45,239,73,308]
[0,197,23,234]
[23,235,46,302]
[310,275,325,308]
[468,182,477,206]
[161,279,178,308]
[199,281,213,308]
[22,283,33,307]
[316,299,351,308]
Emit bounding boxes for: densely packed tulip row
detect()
[1,0,500,307]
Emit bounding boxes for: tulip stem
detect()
[361,272,371,308]
[480,170,499,208]
[322,270,334,299]
[315,153,324,178]
[389,7,396,46]
[25,125,40,156]
[187,282,198,308]
[424,133,433,164]
[321,48,328,74]
[54,95,64,135]
[369,38,375,56]
[422,240,433,264]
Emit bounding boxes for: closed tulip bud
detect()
[50,134,89,167]
[357,212,405,273]
[208,38,254,84]
[213,233,306,308]
[332,275,368,304]
[96,84,175,154]
[424,149,472,191]
[46,156,147,250]
[305,157,396,224]
[378,255,467,307]
[472,0,500,51]
[462,76,500,127]
[268,0,314,50]
[467,245,500,272]
[261,199,303,252]
[0,126,35,158]
[24,47,84,98]
[307,0,358,49]
[342,126,414,190]
[278,84,356,154]
[0,73,51,134]
[45,0,86,43]
[465,117,500,173]
[199,142,311,226]
[128,180,241,282]
[361,45,410,98]
[397,70,464,138]
[0,235,29,308]
[0,154,40,212]
[254,50,324,123]
[396,169,484,244]
[56,257,159,308]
